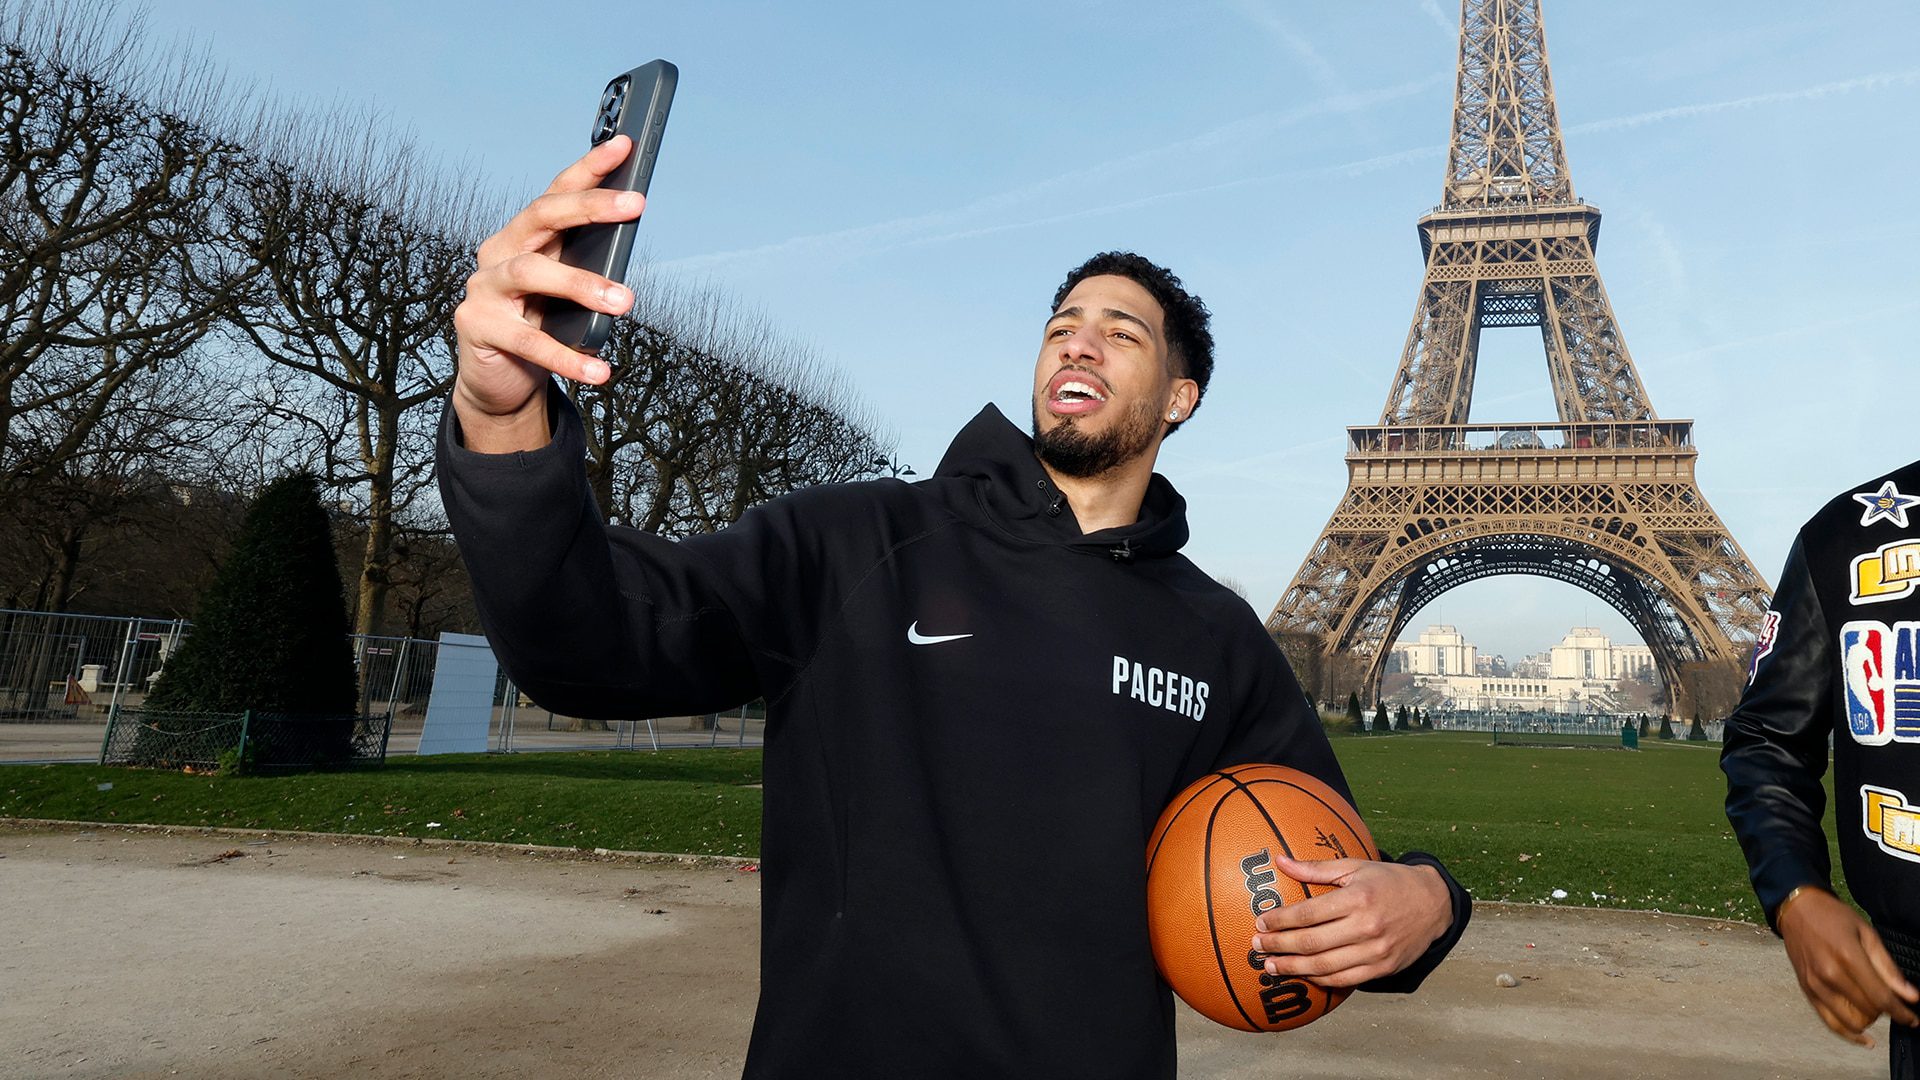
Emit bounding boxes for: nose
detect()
[1059,324,1101,364]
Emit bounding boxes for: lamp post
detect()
[873,455,915,479]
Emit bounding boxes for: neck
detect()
[1039,449,1159,534]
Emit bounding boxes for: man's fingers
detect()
[547,133,634,195]
[1273,855,1363,886]
[1259,940,1389,988]
[1861,928,1920,1017]
[486,252,634,316]
[1254,887,1358,933]
[482,188,647,268]
[463,307,611,385]
[1254,908,1374,958]
[1809,998,1875,1047]
[1807,959,1886,1039]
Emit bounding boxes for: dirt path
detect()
[0,824,1890,1079]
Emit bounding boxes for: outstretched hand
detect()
[1777,887,1918,1046]
[451,135,643,452]
[1249,855,1453,989]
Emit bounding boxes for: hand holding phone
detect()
[542,60,678,354]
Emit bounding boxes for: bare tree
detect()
[225,115,490,638]
[3,338,246,612]
[573,277,893,538]
[0,1,257,589]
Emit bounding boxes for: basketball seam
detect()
[1238,776,1381,863]
[1201,777,1263,1033]
[1219,771,1309,896]
[1146,772,1232,877]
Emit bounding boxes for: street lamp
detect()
[873,455,915,479]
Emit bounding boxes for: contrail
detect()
[1570,69,1920,133]
[658,76,1443,275]
[665,69,1917,274]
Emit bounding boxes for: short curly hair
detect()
[1051,251,1214,427]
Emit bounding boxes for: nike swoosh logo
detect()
[907,621,973,646]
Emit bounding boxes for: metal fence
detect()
[99,708,393,771]
[0,609,187,722]
[0,607,765,762]
[1431,709,1723,743]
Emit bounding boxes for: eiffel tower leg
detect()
[1382,275,1480,426]
[1539,266,1654,422]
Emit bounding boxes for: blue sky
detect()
[138,0,1920,661]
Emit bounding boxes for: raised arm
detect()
[436,138,808,720]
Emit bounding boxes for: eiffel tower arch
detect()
[1266,0,1772,719]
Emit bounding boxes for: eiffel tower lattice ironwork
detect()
[1265,0,1772,716]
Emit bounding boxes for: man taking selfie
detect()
[438,134,1470,1078]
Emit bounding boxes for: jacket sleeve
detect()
[434,382,810,721]
[1721,535,1835,931]
[1211,637,1471,994]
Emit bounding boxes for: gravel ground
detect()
[0,822,1892,1079]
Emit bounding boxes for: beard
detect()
[1031,392,1162,479]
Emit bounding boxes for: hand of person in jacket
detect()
[1249,855,1453,987]
[451,136,641,453]
[1777,886,1919,1045]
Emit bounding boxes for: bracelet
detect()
[1775,885,1822,925]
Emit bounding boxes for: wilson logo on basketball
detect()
[1241,849,1283,917]
[1242,947,1314,1024]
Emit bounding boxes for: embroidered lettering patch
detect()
[1863,785,1920,865]
[1851,540,1920,606]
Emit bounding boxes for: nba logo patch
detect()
[1840,620,1920,746]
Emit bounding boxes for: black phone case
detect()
[544,59,678,354]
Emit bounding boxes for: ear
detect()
[1165,378,1199,422]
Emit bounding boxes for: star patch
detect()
[1853,480,1920,529]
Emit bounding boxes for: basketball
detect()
[1145,763,1380,1032]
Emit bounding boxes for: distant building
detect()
[1550,626,1655,681]
[1389,624,1654,713]
[1389,624,1478,676]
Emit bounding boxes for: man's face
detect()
[1031,275,1181,479]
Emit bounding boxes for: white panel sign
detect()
[417,632,498,755]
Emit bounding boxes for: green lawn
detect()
[0,750,765,858]
[1335,730,1846,923]
[0,733,1844,922]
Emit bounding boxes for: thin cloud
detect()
[1224,0,1349,102]
[1570,69,1920,133]
[1418,0,1455,37]
[659,76,1443,275]
[666,69,1919,274]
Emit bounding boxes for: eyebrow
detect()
[1046,305,1157,340]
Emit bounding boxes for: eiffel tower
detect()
[1266,0,1772,718]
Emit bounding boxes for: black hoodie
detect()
[437,385,1470,1079]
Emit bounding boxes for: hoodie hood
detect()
[931,404,1189,560]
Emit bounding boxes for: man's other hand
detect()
[1777,886,1919,1046]
[451,135,642,453]
[1248,855,1453,988]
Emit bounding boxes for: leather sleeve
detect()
[1720,536,1835,931]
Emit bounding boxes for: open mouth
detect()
[1046,369,1111,416]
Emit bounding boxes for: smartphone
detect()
[544,60,678,354]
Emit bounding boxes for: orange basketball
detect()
[1145,763,1380,1032]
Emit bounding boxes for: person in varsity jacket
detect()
[1723,459,1920,1077]
[438,136,1469,1078]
